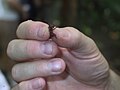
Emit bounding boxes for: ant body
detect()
[48,25,57,39]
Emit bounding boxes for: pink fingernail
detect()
[49,60,62,72]
[43,42,53,55]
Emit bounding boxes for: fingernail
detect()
[43,42,53,55]
[48,60,62,72]
[31,78,43,89]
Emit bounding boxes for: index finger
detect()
[17,20,50,40]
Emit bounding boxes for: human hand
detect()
[7,21,110,90]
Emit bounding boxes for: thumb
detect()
[52,27,109,87]
[52,27,98,55]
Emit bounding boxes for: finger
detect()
[17,20,50,40]
[53,27,99,58]
[7,40,59,61]
[11,78,46,90]
[12,58,66,82]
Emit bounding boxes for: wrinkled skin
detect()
[7,21,110,90]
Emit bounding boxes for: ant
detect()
[48,24,57,39]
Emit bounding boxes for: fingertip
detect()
[53,27,71,41]
[59,58,66,73]
[52,27,81,49]
[48,58,66,75]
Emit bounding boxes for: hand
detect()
[7,21,110,90]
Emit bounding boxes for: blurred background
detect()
[0,0,120,86]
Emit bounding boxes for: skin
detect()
[7,21,119,90]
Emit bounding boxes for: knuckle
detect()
[17,20,33,37]
[18,20,32,29]
[35,61,50,76]
[26,41,39,58]
[17,21,28,32]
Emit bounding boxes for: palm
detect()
[46,73,80,90]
